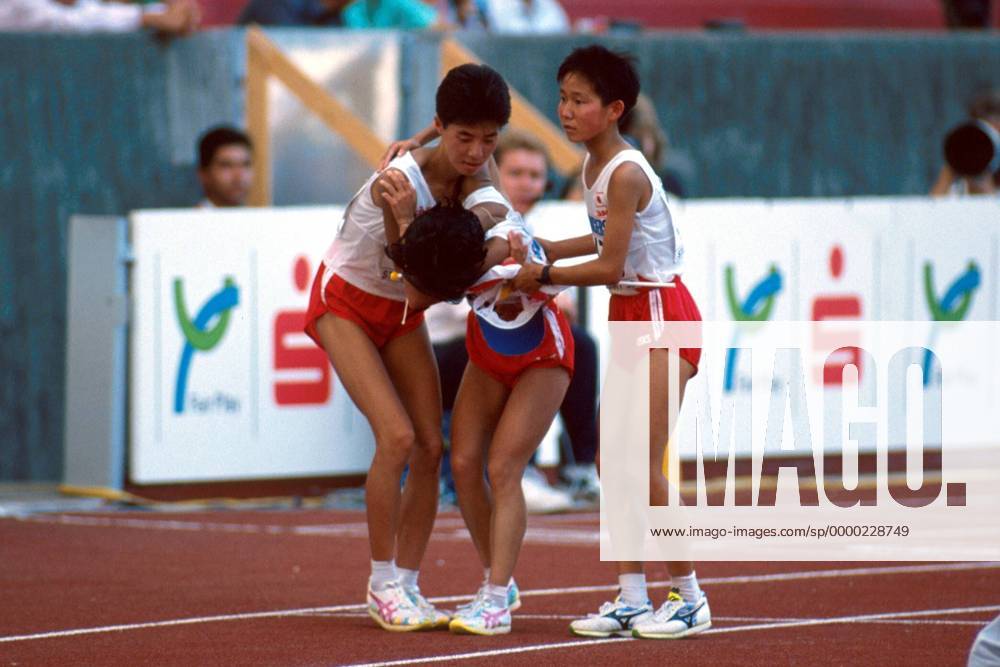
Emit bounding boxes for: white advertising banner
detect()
[129,207,376,484]
[531,196,999,457]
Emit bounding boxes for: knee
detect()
[375,428,416,469]
[486,457,522,494]
[409,436,443,473]
[450,450,483,485]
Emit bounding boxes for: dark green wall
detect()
[0,31,243,480]
[2,29,998,481]
[461,32,1000,197]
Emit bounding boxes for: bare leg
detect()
[486,367,570,588]
[314,313,415,562]
[381,324,446,571]
[450,363,507,570]
[618,349,695,578]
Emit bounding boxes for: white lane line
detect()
[16,515,593,545]
[1,562,997,644]
[0,604,359,644]
[344,638,633,667]
[517,561,1000,599]
[344,605,1000,667]
[701,604,1000,636]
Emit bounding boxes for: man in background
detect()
[0,0,200,34]
[197,126,254,208]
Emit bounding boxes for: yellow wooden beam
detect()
[246,29,271,206]
[440,39,583,177]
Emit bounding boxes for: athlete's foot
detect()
[569,596,653,638]
[632,588,711,639]
[402,584,451,630]
[449,598,511,636]
[366,580,430,632]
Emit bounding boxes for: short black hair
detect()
[436,64,511,128]
[198,126,252,168]
[385,201,487,302]
[557,45,639,117]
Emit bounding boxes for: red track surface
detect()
[1,509,996,666]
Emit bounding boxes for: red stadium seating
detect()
[198,0,247,27]
[196,0,997,30]
[560,0,995,30]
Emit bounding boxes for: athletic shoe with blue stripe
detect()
[632,588,711,639]
[569,595,654,637]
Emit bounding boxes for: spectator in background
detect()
[620,93,687,198]
[483,0,568,34]
[239,0,352,26]
[197,126,253,208]
[241,0,438,29]
[931,89,1000,197]
[495,129,600,502]
[0,0,200,34]
[340,0,438,28]
[941,0,993,28]
[437,0,489,31]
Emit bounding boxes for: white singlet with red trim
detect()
[320,152,521,301]
[582,148,685,285]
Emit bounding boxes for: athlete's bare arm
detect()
[541,235,598,262]
[371,168,416,243]
[511,162,647,290]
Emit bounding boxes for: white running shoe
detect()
[456,580,521,614]
[632,588,712,639]
[449,598,511,636]
[366,580,430,632]
[569,596,654,638]
[402,584,451,630]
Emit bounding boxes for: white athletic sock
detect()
[484,568,514,587]
[485,583,508,608]
[673,572,703,602]
[397,567,419,589]
[370,559,397,591]
[619,573,647,607]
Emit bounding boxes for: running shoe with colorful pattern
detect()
[449,598,512,636]
[403,584,451,629]
[366,581,429,632]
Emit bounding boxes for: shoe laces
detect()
[456,584,488,612]
[594,596,630,617]
[403,585,434,612]
[653,589,686,621]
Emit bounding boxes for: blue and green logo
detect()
[921,261,980,385]
[724,264,783,392]
[173,277,240,413]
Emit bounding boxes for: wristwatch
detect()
[539,264,553,285]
